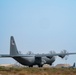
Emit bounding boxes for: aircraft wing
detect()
[0,54,34,57]
[36,53,76,56]
[0,52,76,58]
[35,52,76,58]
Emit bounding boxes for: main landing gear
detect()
[29,65,33,67]
[29,64,43,67]
[38,64,43,67]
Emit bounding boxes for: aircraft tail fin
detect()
[10,36,19,55]
[73,63,75,67]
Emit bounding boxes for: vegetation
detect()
[0,67,76,75]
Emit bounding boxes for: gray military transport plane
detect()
[0,36,76,67]
[62,63,75,68]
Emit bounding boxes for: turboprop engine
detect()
[47,51,56,59]
[59,50,68,58]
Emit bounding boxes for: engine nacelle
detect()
[47,56,53,59]
[59,55,65,58]
[48,51,56,59]
[59,50,68,58]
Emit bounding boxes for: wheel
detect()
[29,65,33,67]
[38,64,43,67]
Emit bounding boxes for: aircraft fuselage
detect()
[13,56,55,67]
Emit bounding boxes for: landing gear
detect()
[29,65,33,67]
[50,64,52,65]
[38,64,43,67]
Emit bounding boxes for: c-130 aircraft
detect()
[0,36,76,67]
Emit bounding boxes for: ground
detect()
[0,67,76,75]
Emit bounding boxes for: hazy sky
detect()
[0,0,76,65]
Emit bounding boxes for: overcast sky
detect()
[0,0,76,65]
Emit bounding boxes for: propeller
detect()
[47,51,56,59]
[27,51,34,55]
[59,50,69,59]
[49,51,56,54]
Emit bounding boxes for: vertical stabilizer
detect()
[73,63,75,67]
[10,36,19,55]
